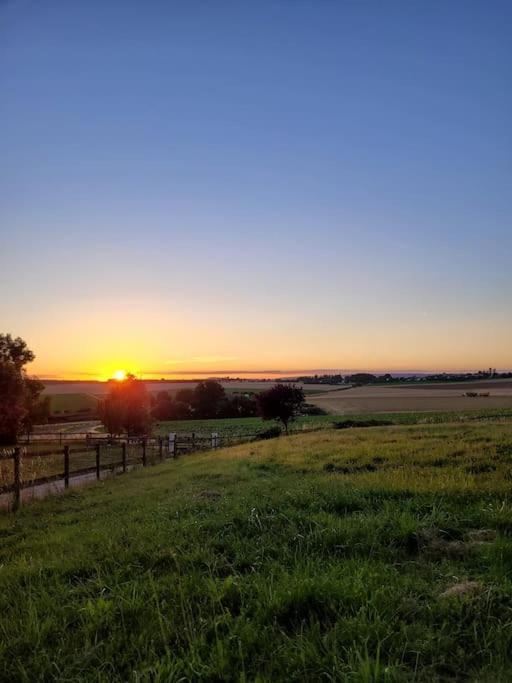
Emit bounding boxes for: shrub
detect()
[256,426,282,440]
[332,419,394,429]
[302,403,327,416]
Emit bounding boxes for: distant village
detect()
[288,368,512,386]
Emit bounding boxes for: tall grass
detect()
[1,421,512,680]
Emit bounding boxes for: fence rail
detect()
[0,431,262,510]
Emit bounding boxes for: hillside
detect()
[2,422,512,680]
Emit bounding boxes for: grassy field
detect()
[11,410,511,491]
[2,420,512,680]
[153,408,512,437]
[153,414,335,437]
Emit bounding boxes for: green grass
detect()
[2,420,512,680]
[153,414,335,437]
[153,407,512,438]
[343,407,512,424]
[13,406,512,492]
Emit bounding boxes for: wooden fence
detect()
[0,431,260,511]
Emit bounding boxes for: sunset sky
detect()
[1,1,511,380]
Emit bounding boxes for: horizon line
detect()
[32,367,511,382]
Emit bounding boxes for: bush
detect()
[256,426,282,440]
[302,403,327,416]
[332,419,394,429]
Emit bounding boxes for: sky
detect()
[1,1,511,380]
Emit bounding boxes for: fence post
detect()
[142,440,147,467]
[122,442,127,473]
[158,437,163,461]
[212,432,219,449]
[169,433,176,459]
[95,443,101,480]
[64,445,70,489]
[191,432,195,451]
[13,447,21,511]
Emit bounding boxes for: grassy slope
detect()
[2,422,512,681]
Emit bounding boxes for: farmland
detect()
[41,379,512,423]
[2,419,512,680]
[153,414,335,438]
[310,379,512,415]
[41,380,340,398]
[47,392,99,420]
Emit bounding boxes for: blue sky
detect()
[1,1,511,377]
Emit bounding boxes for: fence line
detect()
[0,431,262,511]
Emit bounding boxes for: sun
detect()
[112,369,127,381]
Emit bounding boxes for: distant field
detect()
[48,392,99,417]
[310,379,512,414]
[42,380,339,398]
[3,420,512,679]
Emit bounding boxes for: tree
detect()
[100,374,152,436]
[256,383,305,433]
[0,362,27,445]
[23,378,50,432]
[151,390,175,420]
[0,334,35,369]
[345,373,377,386]
[192,380,226,418]
[0,334,44,445]
[219,393,258,418]
[98,394,125,436]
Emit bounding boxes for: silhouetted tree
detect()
[0,362,26,445]
[193,380,226,418]
[219,393,258,418]
[0,334,45,444]
[151,390,175,420]
[23,378,50,432]
[0,334,35,369]
[151,384,259,421]
[174,388,195,417]
[256,383,305,433]
[100,373,152,436]
[99,395,124,436]
[345,373,377,385]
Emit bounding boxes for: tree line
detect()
[100,374,306,436]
